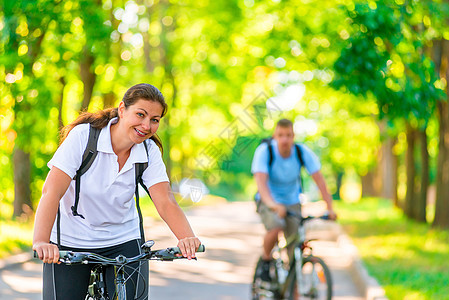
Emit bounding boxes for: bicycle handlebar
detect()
[286,210,330,225]
[33,242,205,264]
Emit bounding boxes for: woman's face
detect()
[118,99,164,144]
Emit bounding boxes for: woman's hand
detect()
[33,242,60,264]
[177,237,202,260]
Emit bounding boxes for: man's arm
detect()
[254,172,286,218]
[311,171,337,219]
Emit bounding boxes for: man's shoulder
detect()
[255,139,270,152]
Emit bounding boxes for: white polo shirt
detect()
[48,118,169,248]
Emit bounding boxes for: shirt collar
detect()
[97,117,149,164]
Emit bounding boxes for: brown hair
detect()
[60,83,167,152]
[276,118,293,128]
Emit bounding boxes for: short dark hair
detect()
[276,118,293,128]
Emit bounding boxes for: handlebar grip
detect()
[172,244,205,254]
[33,250,72,259]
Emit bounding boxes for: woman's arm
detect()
[148,182,201,259]
[33,167,72,264]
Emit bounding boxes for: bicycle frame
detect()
[252,212,332,300]
[34,241,205,300]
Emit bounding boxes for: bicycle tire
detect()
[286,255,332,300]
[251,258,281,300]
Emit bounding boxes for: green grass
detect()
[336,198,449,300]
[0,219,34,259]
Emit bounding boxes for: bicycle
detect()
[251,211,332,300]
[34,240,205,300]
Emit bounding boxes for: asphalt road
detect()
[0,201,364,300]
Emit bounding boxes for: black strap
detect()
[294,144,305,192]
[56,207,61,248]
[266,140,304,169]
[294,144,304,167]
[71,125,101,219]
[135,141,150,241]
[267,143,274,167]
[57,124,100,248]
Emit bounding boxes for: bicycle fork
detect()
[294,248,304,296]
[114,266,127,300]
[88,266,108,299]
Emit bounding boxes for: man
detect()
[251,118,336,282]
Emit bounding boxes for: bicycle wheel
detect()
[299,255,332,300]
[251,258,281,300]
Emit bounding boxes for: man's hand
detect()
[327,209,337,221]
[269,203,287,218]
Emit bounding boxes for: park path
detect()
[0,201,364,300]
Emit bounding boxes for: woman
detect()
[33,83,201,299]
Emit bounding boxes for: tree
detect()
[332,1,444,222]
[1,0,63,217]
[432,39,449,228]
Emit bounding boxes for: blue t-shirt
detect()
[251,139,321,205]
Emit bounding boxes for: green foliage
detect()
[337,198,449,299]
[0,0,444,222]
[333,1,446,123]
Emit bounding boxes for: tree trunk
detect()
[333,172,343,200]
[380,137,398,200]
[361,170,377,197]
[103,92,116,109]
[13,147,32,217]
[80,49,96,111]
[392,136,399,207]
[376,120,398,203]
[416,128,428,223]
[433,101,449,228]
[159,0,174,179]
[58,77,66,134]
[433,39,449,229]
[404,123,416,219]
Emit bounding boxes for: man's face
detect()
[273,125,295,152]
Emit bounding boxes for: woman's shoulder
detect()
[144,138,163,155]
[70,123,90,134]
[63,123,90,144]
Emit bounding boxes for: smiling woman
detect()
[59,83,167,153]
[32,83,202,300]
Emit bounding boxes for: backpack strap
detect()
[72,124,101,219]
[294,144,304,167]
[135,140,151,241]
[295,144,305,192]
[57,124,100,248]
[261,138,274,168]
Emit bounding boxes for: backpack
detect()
[56,124,151,248]
[254,138,305,205]
[261,138,305,170]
